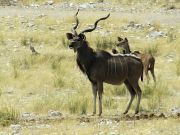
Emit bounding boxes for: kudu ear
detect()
[124,37,128,42]
[66,33,74,40]
[78,33,86,40]
[117,37,123,42]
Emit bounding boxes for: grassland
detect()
[0,2,180,134]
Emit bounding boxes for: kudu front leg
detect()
[91,83,97,115]
[97,82,103,116]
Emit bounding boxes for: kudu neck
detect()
[77,41,94,57]
[124,44,131,54]
[76,40,95,77]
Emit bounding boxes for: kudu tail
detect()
[141,71,143,82]
[141,64,144,82]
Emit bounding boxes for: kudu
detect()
[115,37,156,83]
[66,10,144,116]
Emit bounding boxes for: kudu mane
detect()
[76,41,96,76]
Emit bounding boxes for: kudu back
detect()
[66,10,144,116]
[114,37,156,83]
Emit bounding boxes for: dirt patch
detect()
[77,112,179,123]
[19,112,180,126]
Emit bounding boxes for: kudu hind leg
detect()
[150,69,156,82]
[131,83,142,114]
[150,65,156,82]
[124,80,136,114]
[91,83,97,115]
[145,67,150,84]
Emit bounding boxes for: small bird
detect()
[29,45,40,55]
[112,48,118,54]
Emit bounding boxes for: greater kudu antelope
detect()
[66,10,144,116]
[115,37,156,83]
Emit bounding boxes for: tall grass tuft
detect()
[21,36,30,46]
[31,94,65,113]
[51,55,65,88]
[61,36,69,48]
[0,33,5,45]
[167,27,176,43]
[0,89,2,97]
[67,96,89,115]
[95,36,116,50]
[143,44,158,56]
[53,73,65,88]
[142,81,168,112]
[176,59,180,76]
[0,107,19,127]
[80,98,88,115]
[111,86,126,96]
[68,98,79,114]
[11,59,20,78]
[103,97,117,109]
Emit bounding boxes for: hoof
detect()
[135,110,139,114]
[98,113,102,117]
[92,112,96,116]
[123,111,128,114]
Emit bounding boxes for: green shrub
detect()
[80,98,88,115]
[61,36,69,47]
[21,36,30,46]
[111,86,126,96]
[53,73,65,88]
[176,59,180,76]
[0,107,19,127]
[95,37,116,50]
[11,59,20,78]
[68,98,79,114]
[0,33,5,45]
[143,81,168,112]
[143,44,158,56]
[103,97,117,109]
[167,28,176,43]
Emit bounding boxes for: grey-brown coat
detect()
[66,11,144,116]
[115,37,156,83]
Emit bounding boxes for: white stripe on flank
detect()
[113,57,117,76]
[118,56,123,76]
[122,56,128,75]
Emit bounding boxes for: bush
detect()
[95,37,116,50]
[68,98,79,114]
[176,59,180,76]
[61,36,69,47]
[142,81,168,112]
[111,86,126,96]
[0,107,19,127]
[103,97,117,109]
[80,98,88,115]
[143,44,158,56]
